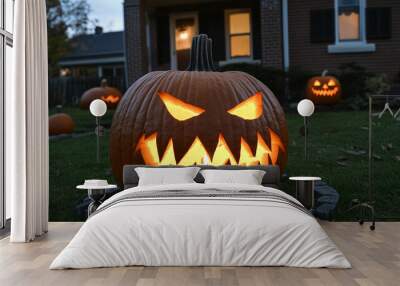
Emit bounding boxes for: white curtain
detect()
[7,0,49,242]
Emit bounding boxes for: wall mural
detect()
[306,70,341,105]
[109,34,288,183]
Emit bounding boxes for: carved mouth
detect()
[101,95,120,103]
[135,129,285,166]
[311,87,339,97]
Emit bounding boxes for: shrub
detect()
[286,67,314,103]
[338,63,390,110]
[220,63,316,105]
[337,62,371,100]
[219,62,391,110]
[219,63,286,103]
[365,74,391,96]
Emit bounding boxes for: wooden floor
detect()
[0,222,399,286]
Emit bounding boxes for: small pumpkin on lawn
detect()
[306,70,341,105]
[80,79,122,109]
[110,34,288,183]
[49,113,75,135]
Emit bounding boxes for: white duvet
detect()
[50,183,350,269]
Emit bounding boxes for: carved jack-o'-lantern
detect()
[49,113,75,135]
[110,35,288,183]
[306,70,341,105]
[80,79,122,109]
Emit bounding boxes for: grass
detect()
[49,107,115,133]
[49,107,400,221]
[49,107,115,221]
[284,110,400,220]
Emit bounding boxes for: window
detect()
[225,10,252,60]
[1,0,14,229]
[328,0,375,53]
[4,0,13,33]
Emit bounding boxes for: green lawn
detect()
[284,110,400,220]
[49,106,115,133]
[49,107,115,221]
[49,107,400,221]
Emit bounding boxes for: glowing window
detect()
[338,0,360,41]
[226,11,252,58]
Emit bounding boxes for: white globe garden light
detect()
[297,99,315,160]
[89,99,107,163]
[89,99,107,117]
[297,99,315,117]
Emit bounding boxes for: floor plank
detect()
[0,222,399,286]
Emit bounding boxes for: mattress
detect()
[50,183,350,269]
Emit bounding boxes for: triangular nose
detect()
[323,84,328,90]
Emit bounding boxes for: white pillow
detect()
[135,167,200,186]
[200,169,266,185]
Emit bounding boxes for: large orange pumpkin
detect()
[110,34,288,183]
[80,79,122,109]
[49,113,75,135]
[306,70,341,105]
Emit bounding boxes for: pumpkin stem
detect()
[100,78,108,87]
[321,70,329,76]
[187,34,216,71]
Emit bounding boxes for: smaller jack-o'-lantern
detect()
[306,70,341,105]
[49,113,75,135]
[80,79,122,109]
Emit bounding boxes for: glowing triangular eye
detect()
[314,80,321,87]
[159,92,205,121]
[328,80,336,86]
[227,92,263,120]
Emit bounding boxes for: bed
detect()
[50,165,350,269]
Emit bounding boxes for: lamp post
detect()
[89,99,107,163]
[297,99,315,161]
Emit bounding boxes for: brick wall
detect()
[260,0,283,69]
[124,0,148,86]
[288,0,400,80]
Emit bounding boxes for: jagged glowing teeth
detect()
[135,129,285,166]
[311,87,339,97]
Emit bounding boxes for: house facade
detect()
[123,0,400,85]
[59,27,125,79]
